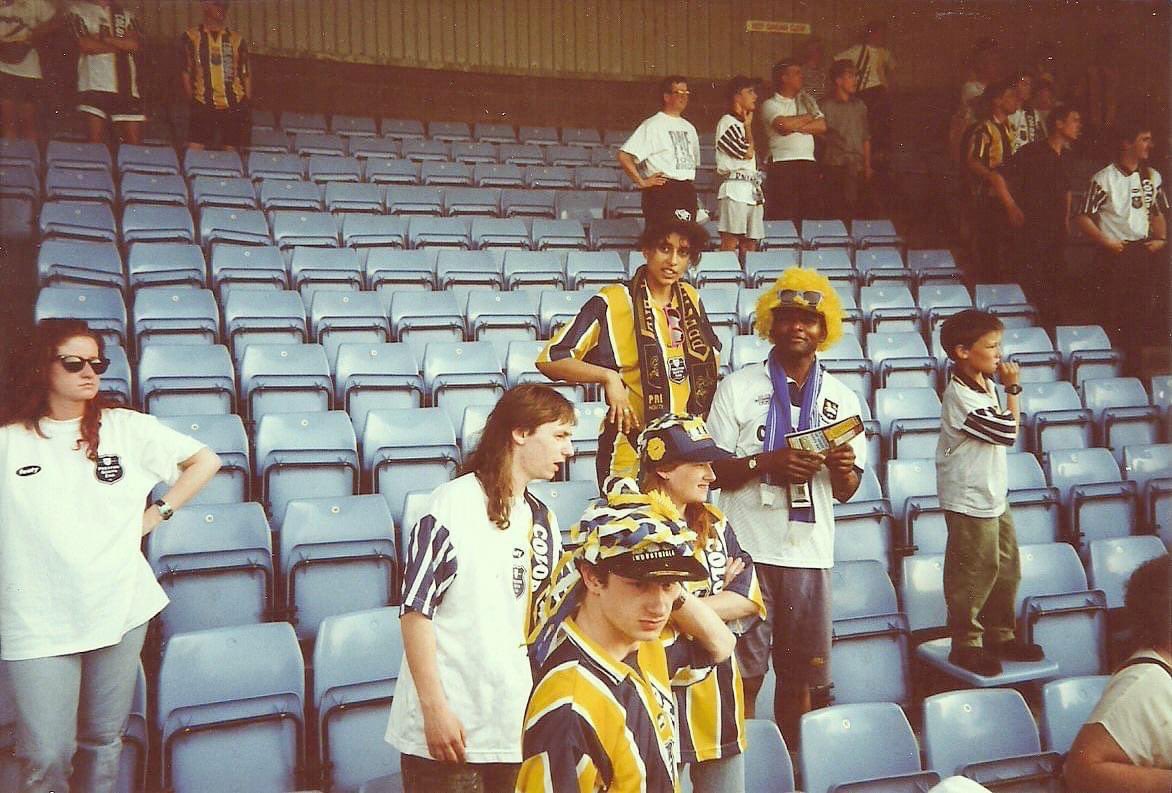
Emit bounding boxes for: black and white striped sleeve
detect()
[716,123,750,160]
[962,406,1018,446]
[1083,178,1110,216]
[400,514,457,618]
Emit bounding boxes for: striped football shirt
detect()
[936,373,1016,517]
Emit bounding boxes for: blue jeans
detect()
[686,753,746,793]
[5,622,147,793]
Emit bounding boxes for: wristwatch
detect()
[747,455,759,472]
[1004,384,1023,396]
[153,499,175,520]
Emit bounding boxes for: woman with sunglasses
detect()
[0,319,220,793]
[536,217,722,488]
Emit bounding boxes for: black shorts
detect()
[77,91,145,123]
[0,71,45,104]
[188,102,250,149]
[641,179,698,228]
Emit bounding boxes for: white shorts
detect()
[718,197,764,240]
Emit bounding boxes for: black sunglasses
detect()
[56,355,110,375]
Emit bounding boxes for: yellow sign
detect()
[745,20,812,35]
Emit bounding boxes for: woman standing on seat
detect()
[0,319,220,793]
[636,413,765,793]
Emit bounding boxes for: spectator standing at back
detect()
[948,37,999,163]
[1074,119,1168,374]
[1064,554,1172,792]
[936,310,1044,678]
[762,59,825,224]
[797,37,827,102]
[181,0,251,152]
[0,0,60,142]
[821,59,873,221]
[619,75,701,227]
[834,21,894,164]
[70,0,144,145]
[714,75,764,258]
[1007,72,1046,154]
[1001,104,1082,325]
[963,79,1022,282]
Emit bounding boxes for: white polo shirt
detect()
[707,359,866,569]
[1082,162,1169,242]
[620,111,700,182]
[1086,650,1172,768]
[386,473,562,763]
[714,113,759,205]
[0,0,56,79]
[936,375,1015,518]
[0,409,205,660]
[761,92,822,163]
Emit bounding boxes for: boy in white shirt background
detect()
[714,75,763,259]
[619,75,701,228]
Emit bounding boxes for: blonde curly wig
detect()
[754,267,845,351]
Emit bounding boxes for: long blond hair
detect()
[460,384,576,530]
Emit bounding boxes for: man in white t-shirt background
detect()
[619,75,702,228]
[715,75,763,258]
[761,58,825,224]
[70,0,145,144]
[707,268,865,746]
[0,0,59,141]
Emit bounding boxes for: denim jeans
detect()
[6,622,147,793]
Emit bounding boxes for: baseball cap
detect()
[637,414,733,469]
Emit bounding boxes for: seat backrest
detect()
[527,480,599,536]
[875,387,941,436]
[1020,380,1083,417]
[312,607,403,710]
[281,494,395,570]
[745,720,795,792]
[1151,375,1172,409]
[1002,326,1054,357]
[830,560,898,619]
[1046,448,1122,493]
[860,284,916,311]
[1122,442,1172,489]
[360,407,459,470]
[923,688,1041,776]
[1040,675,1111,754]
[1016,542,1089,610]
[885,459,937,521]
[389,290,462,324]
[253,410,358,473]
[918,283,972,311]
[730,335,772,370]
[800,703,923,793]
[1055,325,1113,358]
[1081,377,1151,420]
[865,331,930,364]
[1087,536,1167,609]
[421,341,502,383]
[1007,452,1047,490]
[900,553,946,632]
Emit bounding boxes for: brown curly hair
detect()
[639,464,718,547]
[459,384,576,530]
[0,319,123,461]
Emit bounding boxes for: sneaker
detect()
[949,645,1003,676]
[987,640,1046,662]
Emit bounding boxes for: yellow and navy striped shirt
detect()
[182,25,249,110]
[537,282,720,484]
[677,509,766,764]
[965,118,1012,198]
[517,617,715,793]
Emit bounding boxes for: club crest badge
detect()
[668,356,687,384]
[822,399,839,421]
[512,547,526,598]
[95,454,124,484]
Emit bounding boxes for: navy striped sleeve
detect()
[716,124,750,159]
[1083,179,1109,215]
[544,294,613,367]
[399,514,457,618]
[722,524,755,600]
[962,406,1017,446]
[1154,185,1169,214]
[518,701,612,793]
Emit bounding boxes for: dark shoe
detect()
[949,645,1003,676]
[987,640,1046,662]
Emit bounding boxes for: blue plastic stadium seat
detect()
[247,152,305,182]
[183,148,244,179]
[334,342,422,432]
[340,215,406,250]
[121,172,188,206]
[308,155,364,184]
[365,158,419,185]
[280,495,396,640]
[199,207,272,248]
[250,108,277,131]
[1040,676,1110,755]
[800,218,850,248]
[605,191,643,219]
[1081,377,1160,462]
[519,125,559,146]
[587,218,641,251]
[389,290,464,359]
[384,186,443,216]
[556,190,607,222]
[531,218,588,250]
[474,162,525,188]
[361,407,460,526]
[457,142,503,164]
[1045,448,1136,552]
[832,468,895,569]
[46,140,112,171]
[876,387,942,460]
[1016,542,1108,676]
[1019,380,1093,454]
[469,217,528,250]
[156,414,250,504]
[1122,442,1172,543]
[1087,535,1166,609]
[247,128,291,154]
[261,179,327,214]
[133,286,218,350]
[427,120,471,143]
[421,341,506,427]
[504,250,565,291]
[0,162,38,201]
[445,186,501,217]
[310,291,389,367]
[271,210,340,250]
[574,165,622,191]
[743,249,799,288]
[865,331,937,389]
[800,703,937,793]
[730,334,772,371]
[538,290,592,337]
[39,200,117,243]
[239,342,332,422]
[742,720,796,792]
[312,608,404,792]
[380,118,425,141]
[828,561,912,706]
[408,216,472,249]
[34,284,127,347]
[1055,325,1122,387]
[420,160,473,187]
[365,249,436,292]
[223,289,307,363]
[289,246,363,300]
[192,175,259,210]
[856,246,912,288]
[466,291,540,360]
[498,143,545,166]
[887,458,946,555]
[325,181,384,214]
[501,188,556,218]
[562,127,602,147]
[1001,326,1061,382]
[156,622,304,793]
[99,345,132,406]
[146,501,272,642]
[527,480,599,537]
[330,114,378,138]
[45,166,116,204]
[860,284,919,334]
[210,244,287,294]
[350,137,401,161]
[254,410,359,521]
[122,204,196,246]
[281,110,327,134]
[525,164,574,189]
[0,195,32,240]
[851,218,904,248]
[127,242,206,292]
[565,250,624,290]
[402,139,450,162]
[1007,452,1062,545]
[923,689,1061,787]
[691,251,743,288]
[137,344,235,416]
[294,133,346,159]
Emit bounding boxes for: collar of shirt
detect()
[559,617,636,686]
[951,371,991,395]
[1113,161,1141,177]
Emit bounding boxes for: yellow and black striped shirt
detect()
[517,617,716,793]
[537,281,720,484]
[182,25,249,110]
[677,509,766,763]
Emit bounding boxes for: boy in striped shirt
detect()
[937,310,1044,677]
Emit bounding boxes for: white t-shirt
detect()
[0,408,205,661]
[833,44,895,91]
[620,111,700,182]
[0,0,55,79]
[1082,163,1169,243]
[936,375,1015,518]
[707,360,867,569]
[714,113,760,205]
[1086,651,1172,769]
[761,92,822,163]
[70,1,140,97]
[386,473,562,763]
[1007,108,1046,153]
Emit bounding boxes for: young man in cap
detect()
[518,478,736,793]
[706,268,866,745]
[181,0,251,151]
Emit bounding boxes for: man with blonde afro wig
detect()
[706,267,866,744]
